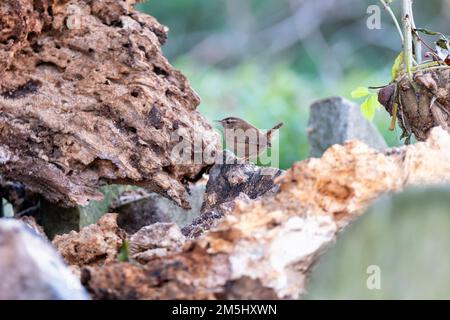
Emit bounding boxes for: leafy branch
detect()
[351,87,382,121]
[352,0,450,122]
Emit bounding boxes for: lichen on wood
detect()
[0,0,220,209]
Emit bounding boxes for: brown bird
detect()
[216,117,283,160]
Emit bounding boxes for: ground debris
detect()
[129,223,186,263]
[53,213,126,268]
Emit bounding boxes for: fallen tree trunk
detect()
[0,0,220,209]
[80,127,450,299]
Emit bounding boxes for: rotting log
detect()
[53,213,126,270]
[182,151,283,239]
[80,127,450,299]
[0,0,220,209]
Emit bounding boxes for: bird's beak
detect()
[214,120,221,124]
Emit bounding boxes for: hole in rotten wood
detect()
[1,80,42,99]
[153,65,169,77]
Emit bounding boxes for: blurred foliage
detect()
[178,61,310,169]
[118,240,130,263]
[178,60,398,169]
[135,0,448,168]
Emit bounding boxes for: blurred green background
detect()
[136,0,450,300]
[138,0,450,169]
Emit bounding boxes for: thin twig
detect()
[409,8,422,64]
[414,65,450,72]
[379,0,404,44]
[14,202,41,218]
[403,0,413,79]
[413,30,446,65]
[390,102,399,131]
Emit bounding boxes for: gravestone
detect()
[111,184,206,234]
[308,97,387,157]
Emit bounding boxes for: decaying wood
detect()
[0,0,220,209]
[80,127,450,300]
[182,151,283,238]
[129,222,186,264]
[19,215,47,239]
[53,213,126,268]
[0,177,39,215]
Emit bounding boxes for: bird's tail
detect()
[267,122,283,138]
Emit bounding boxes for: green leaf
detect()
[118,240,129,262]
[391,51,404,80]
[360,95,379,121]
[371,94,383,110]
[415,28,446,38]
[351,87,370,99]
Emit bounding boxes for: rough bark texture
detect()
[0,177,39,215]
[0,0,220,209]
[379,69,450,143]
[52,213,126,268]
[129,222,186,264]
[182,151,283,238]
[80,127,450,300]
